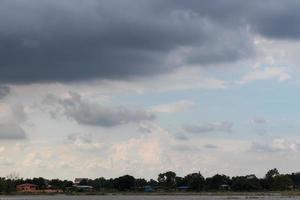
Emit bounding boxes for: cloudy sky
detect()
[1,0,300,180]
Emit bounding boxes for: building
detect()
[73,178,93,192]
[74,185,93,192]
[144,185,155,192]
[177,186,189,192]
[16,183,38,192]
[43,189,63,193]
[246,174,257,179]
[219,184,230,190]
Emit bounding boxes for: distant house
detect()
[177,186,189,192]
[74,185,93,192]
[74,178,88,185]
[246,174,257,179]
[144,185,155,192]
[43,189,63,193]
[219,184,230,190]
[16,183,38,192]
[73,178,93,192]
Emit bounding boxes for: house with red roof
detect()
[16,183,38,192]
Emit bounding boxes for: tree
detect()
[266,168,279,179]
[32,177,47,189]
[205,174,230,190]
[184,172,205,191]
[290,172,300,189]
[175,176,187,187]
[79,179,89,186]
[62,180,74,190]
[4,179,16,193]
[148,179,158,188]
[88,177,108,191]
[49,179,63,189]
[231,175,262,191]
[135,178,147,190]
[158,171,177,190]
[113,175,135,191]
[263,168,280,190]
[0,178,6,194]
[271,175,293,191]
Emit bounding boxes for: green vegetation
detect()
[1,168,300,194]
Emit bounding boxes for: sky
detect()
[1,0,300,180]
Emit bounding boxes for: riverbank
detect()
[9,191,300,196]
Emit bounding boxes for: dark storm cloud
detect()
[0,0,254,84]
[247,1,300,39]
[171,0,300,40]
[0,0,300,84]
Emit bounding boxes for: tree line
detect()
[1,168,300,193]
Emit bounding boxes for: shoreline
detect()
[6,191,300,196]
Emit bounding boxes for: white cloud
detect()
[251,138,300,153]
[0,104,9,113]
[250,117,267,124]
[249,117,268,135]
[183,121,233,134]
[238,67,291,84]
[65,132,103,151]
[93,67,227,94]
[137,122,162,133]
[150,100,196,113]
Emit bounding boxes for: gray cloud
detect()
[137,124,154,134]
[250,117,268,135]
[0,122,27,140]
[65,132,92,145]
[11,104,27,123]
[174,133,189,141]
[247,1,300,39]
[251,117,267,124]
[64,132,104,152]
[172,144,199,152]
[171,0,300,39]
[0,86,10,99]
[45,92,155,127]
[1,1,300,84]
[0,0,256,84]
[204,144,218,149]
[251,142,276,153]
[183,121,233,134]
